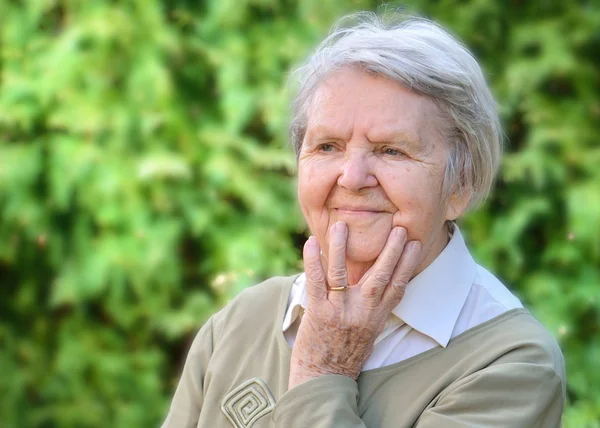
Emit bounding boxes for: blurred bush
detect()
[0,0,598,426]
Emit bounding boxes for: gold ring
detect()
[328,285,348,291]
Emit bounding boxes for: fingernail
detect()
[409,241,421,251]
[393,227,406,238]
[332,221,346,235]
[306,236,317,249]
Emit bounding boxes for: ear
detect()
[445,188,472,221]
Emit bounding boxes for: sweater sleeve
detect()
[161,317,214,428]
[271,375,368,427]
[415,362,564,428]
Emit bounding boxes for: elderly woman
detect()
[162,12,565,428]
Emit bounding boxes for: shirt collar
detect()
[283,226,477,348]
[282,278,307,332]
[391,226,477,347]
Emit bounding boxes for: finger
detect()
[327,221,348,301]
[381,240,422,310]
[327,221,348,288]
[360,227,407,303]
[303,236,327,305]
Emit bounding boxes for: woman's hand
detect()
[289,221,421,389]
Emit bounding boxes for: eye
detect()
[318,143,336,152]
[383,147,405,157]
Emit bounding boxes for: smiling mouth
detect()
[335,208,384,216]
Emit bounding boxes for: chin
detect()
[345,239,386,264]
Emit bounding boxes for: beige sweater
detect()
[162,275,566,428]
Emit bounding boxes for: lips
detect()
[328,195,396,215]
[335,207,383,213]
[333,207,389,220]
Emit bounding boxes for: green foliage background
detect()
[1,0,598,426]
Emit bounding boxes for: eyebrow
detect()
[305,124,429,154]
[303,126,349,148]
[368,133,428,153]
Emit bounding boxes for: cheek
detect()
[298,164,331,209]
[381,170,446,239]
[297,161,338,229]
[391,196,448,245]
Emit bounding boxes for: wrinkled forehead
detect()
[304,67,447,151]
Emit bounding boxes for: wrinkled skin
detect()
[289,68,470,388]
[289,223,421,387]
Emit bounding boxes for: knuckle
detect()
[372,271,392,285]
[328,266,347,283]
[392,272,411,288]
[306,268,325,284]
[391,283,407,298]
[391,279,408,294]
[390,279,408,298]
[367,286,380,298]
[360,285,382,304]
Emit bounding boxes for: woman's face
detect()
[297,68,468,273]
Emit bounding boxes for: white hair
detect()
[289,11,502,209]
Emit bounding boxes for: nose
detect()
[337,150,378,191]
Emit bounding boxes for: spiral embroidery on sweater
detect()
[221,378,275,427]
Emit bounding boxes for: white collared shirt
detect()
[282,226,523,370]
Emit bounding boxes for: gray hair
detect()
[289,11,502,210]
